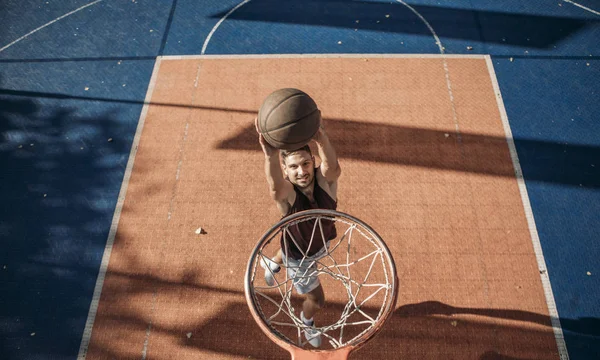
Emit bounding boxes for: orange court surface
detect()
[81,55,561,359]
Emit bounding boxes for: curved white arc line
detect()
[395,0,445,54]
[563,0,600,16]
[0,0,104,53]
[201,0,252,55]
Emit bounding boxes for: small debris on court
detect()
[195,227,206,235]
[450,321,458,327]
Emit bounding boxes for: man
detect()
[256,118,341,348]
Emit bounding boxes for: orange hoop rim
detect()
[244,209,399,358]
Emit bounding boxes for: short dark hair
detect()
[280,145,312,164]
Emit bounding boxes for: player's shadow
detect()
[215,118,600,189]
[210,0,598,49]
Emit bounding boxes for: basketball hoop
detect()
[245,210,398,359]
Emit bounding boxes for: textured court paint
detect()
[0,58,155,360]
[0,0,104,53]
[82,56,559,359]
[1,1,599,359]
[0,0,174,60]
[76,57,163,360]
[493,57,600,360]
[393,1,463,142]
[485,56,568,360]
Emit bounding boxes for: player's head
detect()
[281,145,315,188]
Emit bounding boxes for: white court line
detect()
[200,0,445,56]
[0,0,104,53]
[395,0,445,54]
[201,0,252,55]
[563,0,600,16]
[396,0,463,142]
[162,53,486,60]
[76,56,164,360]
[485,56,569,360]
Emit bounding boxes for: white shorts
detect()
[284,243,329,295]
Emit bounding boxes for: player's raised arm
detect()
[256,118,293,202]
[313,125,341,184]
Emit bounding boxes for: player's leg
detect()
[302,284,325,319]
[261,249,282,286]
[300,284,325,347]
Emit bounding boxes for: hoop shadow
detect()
[216,118,600,189]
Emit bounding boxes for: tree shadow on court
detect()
[216,118,600,189]
[210,0,598,49]
[0,85,142,359]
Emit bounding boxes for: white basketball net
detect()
[250,214,395,349]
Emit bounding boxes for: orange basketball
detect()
[257,88,321,150]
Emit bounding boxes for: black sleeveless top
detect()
[281,169,337,260]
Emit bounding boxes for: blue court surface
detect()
[1,0,599,359]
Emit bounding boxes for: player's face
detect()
[283,151,315,188]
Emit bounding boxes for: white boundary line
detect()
[76,56,164,360]
[563,0,600,16]
[0,0,104,53]
[162,53,486,60]
[484,56,569,360]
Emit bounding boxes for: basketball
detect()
[257,88,321,150]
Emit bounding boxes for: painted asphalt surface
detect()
[0,0,598,359]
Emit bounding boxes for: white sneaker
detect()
[303,325,322,348]
[260,257,279,286]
